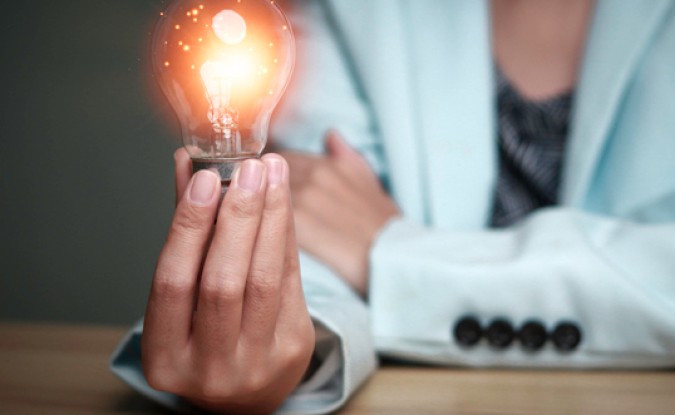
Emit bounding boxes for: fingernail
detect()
[237,160,264,191]
[267,157,285,185]
[189,170,218,205]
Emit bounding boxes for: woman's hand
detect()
[282,131,400,296]
[141,150,315,415]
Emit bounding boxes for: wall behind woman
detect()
[0,0,180,325]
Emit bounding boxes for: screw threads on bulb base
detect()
[192,157,254,193]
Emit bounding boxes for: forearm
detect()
[369,208,675,367]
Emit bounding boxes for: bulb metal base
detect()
[191,156,255,193]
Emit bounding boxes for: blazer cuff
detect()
[109,319,196,413]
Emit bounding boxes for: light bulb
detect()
[152,0,294,185]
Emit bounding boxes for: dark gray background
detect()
[0,0,181,325]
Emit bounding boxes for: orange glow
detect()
[201,49,258,82]
[152,0,295,164]
[157,4,289,133]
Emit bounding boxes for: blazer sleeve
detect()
[109,251,376,415]
[369,207,675,368]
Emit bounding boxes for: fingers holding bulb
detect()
[143,168,221,361]
[240,154,290,351]
[192,159,267,356]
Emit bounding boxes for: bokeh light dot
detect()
[212,10,246,45]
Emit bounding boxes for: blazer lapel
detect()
[407,0,496,229]
[562,0,673,206]
[326,0,428,222]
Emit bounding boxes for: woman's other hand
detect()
[283,131,400,296]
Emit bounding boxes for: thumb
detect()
[174,148,193,206]
[325,129,379,185]
[325,129,363,162]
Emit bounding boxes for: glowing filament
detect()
[200,55,255,154]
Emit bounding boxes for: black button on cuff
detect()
[551,321,582,352]
[486,318,515,349]
[518,320,548,351]
[453,316,482,347]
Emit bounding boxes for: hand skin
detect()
[141,150,315,415]
[282,131,401,296]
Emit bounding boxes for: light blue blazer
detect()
[111,1,675,413]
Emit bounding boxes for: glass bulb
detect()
[152,0,294,183]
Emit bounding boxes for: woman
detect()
[112,0,675,413]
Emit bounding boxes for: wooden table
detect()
[1,322,674,414]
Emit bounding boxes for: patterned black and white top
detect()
[490,67,574,228]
